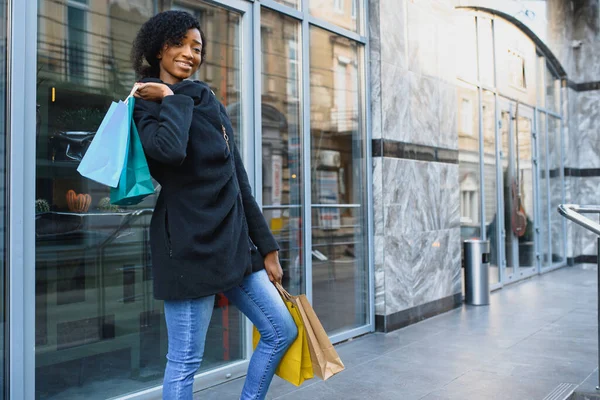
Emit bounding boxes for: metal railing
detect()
[558,204,600,389]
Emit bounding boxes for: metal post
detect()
[597,235,599,390]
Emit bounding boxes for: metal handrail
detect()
[558,204,600,390]
[558,204,600,236]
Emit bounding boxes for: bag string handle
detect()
[125,84,140,104]
[274,282,293,301]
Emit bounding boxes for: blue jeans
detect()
[162,269,298,400]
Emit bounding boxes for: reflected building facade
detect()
[0,0,597,398]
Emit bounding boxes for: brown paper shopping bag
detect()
[253,283,313,386]
[295,294,345,380]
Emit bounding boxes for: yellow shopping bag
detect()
[253,282,314,386]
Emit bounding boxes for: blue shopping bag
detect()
[77,86,138,188]
[110,97,155,205]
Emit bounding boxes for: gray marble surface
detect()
[550,178,566,260]
[566,88,578,168]
[572,0,600,82]
[382,158,460,233]
[373,156,461,316]
[380,0,407,69]
[409,72,440,146]
[372,157,384,236]
[369,0,381,62]
[384,228,462,314]
[381,62,410,142]
[575,91,600,169]
[374,234,385,315]
[370,58,382,140]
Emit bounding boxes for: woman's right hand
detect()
[133,82,174,102]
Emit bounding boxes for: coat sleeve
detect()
[232,142,280,257]
[133,95,194,166]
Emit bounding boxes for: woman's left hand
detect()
[264,251,283,284]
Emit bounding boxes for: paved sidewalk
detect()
[196,265,598,400]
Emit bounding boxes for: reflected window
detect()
[334,0,343,13]
[309,26,367,335]
[548,116,564,263]
[457,83,480,241]
[508,48,526,89]
[272,0,300,9]
[456,15,477,82]
[477,18,494,87]
[481,90,499,284]
[310,0,358,32]
[545,63,560,112]
[460,98,473,136]
[66,0,88,83]
[260,9,303,295]
[537,112,551,267]
[35,2,246,398]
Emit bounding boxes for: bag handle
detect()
[274,282,293,301]
[125,84,140,104]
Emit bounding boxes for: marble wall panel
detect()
[564,176,577,258]
[547,0,576,77]
[573,0,600,82]
[550,177,566,261]
[566,88,578,169]
[382,158,460,233]
[373,157,384,236]
[409,72,440,147]
[369,0,381,62]
[576,91,600,169]
[380,0,407,69]
[384,227,462,314]
[381,62,411,142]
[374,234,386,315]
[371,58,383,140]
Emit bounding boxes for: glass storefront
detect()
[309,26,368,336]
[33,0,370,398]
[260,8,304,295]
[0,0,7,397]
[456,12,566,287]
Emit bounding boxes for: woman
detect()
[130,10,297,400]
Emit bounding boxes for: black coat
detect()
[134,78,279,300]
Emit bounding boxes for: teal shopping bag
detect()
[77,100,129,187]
[110,98,155,205]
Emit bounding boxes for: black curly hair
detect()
[131,10,206,79]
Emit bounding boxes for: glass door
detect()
[309,28,369,339]
[34,1,253,398]
[498,99,537,283]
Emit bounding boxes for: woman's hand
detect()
[264,251,283,284]
[133,82,173,102]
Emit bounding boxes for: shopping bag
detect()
[296,294,345,380]
[110,97,154,205]
[77,101,129,187]
[77,96,132,188]
[253,283,314,386]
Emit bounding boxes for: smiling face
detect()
[158,28,203,84]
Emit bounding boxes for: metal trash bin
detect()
[464,239,491,305]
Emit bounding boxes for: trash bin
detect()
[464,239,491,306]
